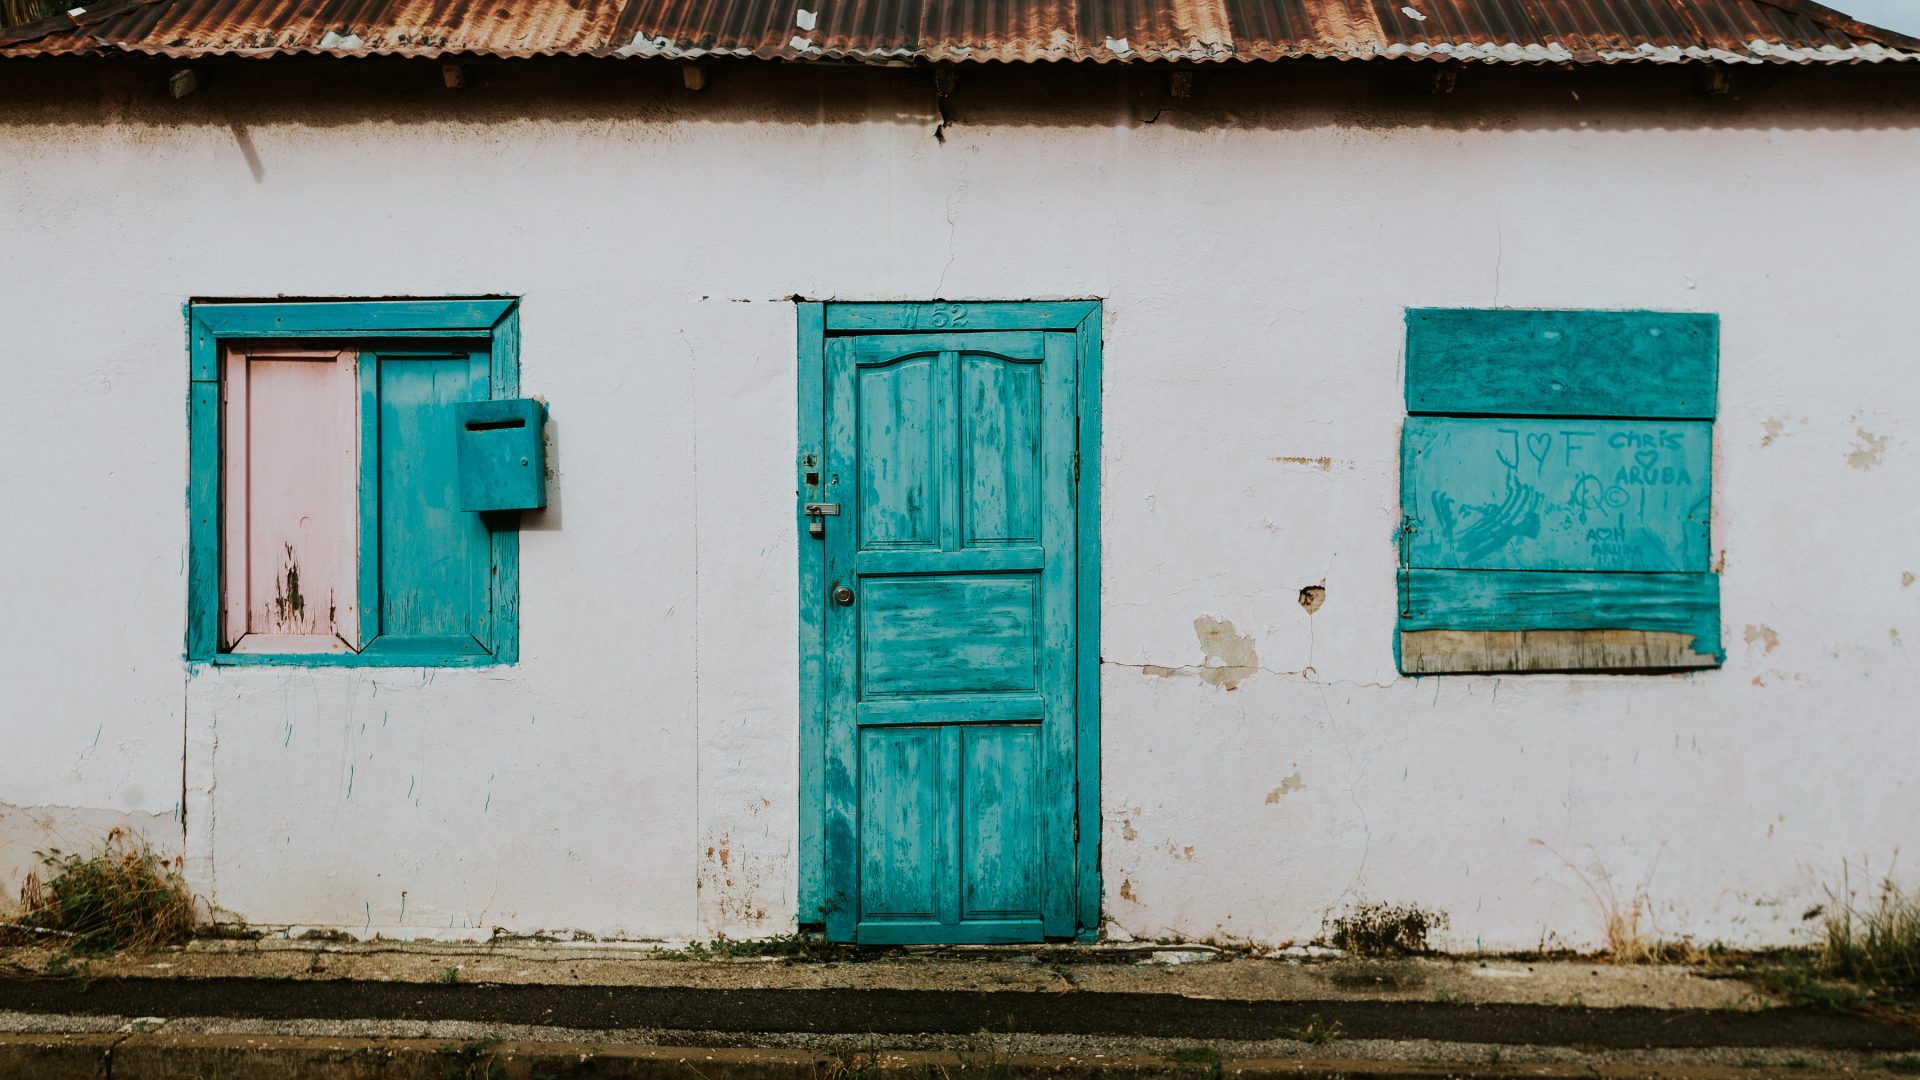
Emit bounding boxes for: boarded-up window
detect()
[1396,309,1722,675]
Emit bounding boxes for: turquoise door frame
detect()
[796,301,1102,943]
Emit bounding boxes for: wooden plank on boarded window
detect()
[1400,629,1719,675]
[1402,416,1711,573]
[1405,309,1717,418]
[1398,568,1722,663]
[221,345,359,653]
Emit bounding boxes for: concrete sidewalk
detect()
[1,941,1916,1078]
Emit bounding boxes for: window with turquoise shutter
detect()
[1397,309,1722,675]
[186,299,529,667]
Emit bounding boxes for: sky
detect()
[1832,0,1920,36]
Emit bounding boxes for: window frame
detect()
[186,298,522,667]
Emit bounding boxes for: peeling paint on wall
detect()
[1848,427,1889,469]
[1193,617,1260,691]
[1156,839,1196,861]
[1130,618,1262,689]
[1265,772,1306,802]
[1743,624,1780,653]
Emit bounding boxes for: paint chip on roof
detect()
[1106,35,1131,54]
[789,33,813,49]
[65,6,84,15]
[1401,6,1427,20]
[316,29,365,49]
[794,8,816,30]
[614,32,674,56]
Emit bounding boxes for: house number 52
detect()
[929,304,969,328]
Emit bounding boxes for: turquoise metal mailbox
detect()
[454,398,546,512]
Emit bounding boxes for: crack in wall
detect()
[1104,660,1397,692]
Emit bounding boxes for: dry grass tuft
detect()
[1531,838,1701,964]
[2,828,194,955]
[1822,868,1920,991]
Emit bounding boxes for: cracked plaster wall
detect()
[1,63,1916,947]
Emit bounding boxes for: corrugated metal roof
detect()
[3,0,1916,63]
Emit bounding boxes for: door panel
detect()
[960,724,1044,921]
[857,357,941,550]
[858,574,1040,697]
[960,356,1043,546]
[822,329,1078,944]
[857,726,952,924]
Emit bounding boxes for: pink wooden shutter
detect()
[221,345,359,653]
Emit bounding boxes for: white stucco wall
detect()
[2,62,1915,950]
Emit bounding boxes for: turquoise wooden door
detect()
[820,328,1080,944]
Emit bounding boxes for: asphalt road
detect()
[1,979,1916,1050]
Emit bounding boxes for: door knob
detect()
[832,586,856,606]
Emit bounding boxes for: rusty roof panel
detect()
[4,0,1917,62]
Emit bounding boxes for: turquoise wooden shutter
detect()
[358,347,495,657]
[1398,309,1722,674]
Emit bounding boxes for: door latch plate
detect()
[804,502,840,538]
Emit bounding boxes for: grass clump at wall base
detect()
[1322,901,1449,955]
[5,828,194,955]
[679,932,842,960]
[1822,877,1920,991]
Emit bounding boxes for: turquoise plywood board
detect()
[363,350,493,656]
[1405,309,1718,419]
[1400,568,1722,661]
[821,328,1078,946]
[1402,416,1712,573]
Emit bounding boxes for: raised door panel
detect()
[858,574,1040,698]
[857,726,954,925]
[857,357,941,551]
[959,724,1043,923]
[960,356,1042,546]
